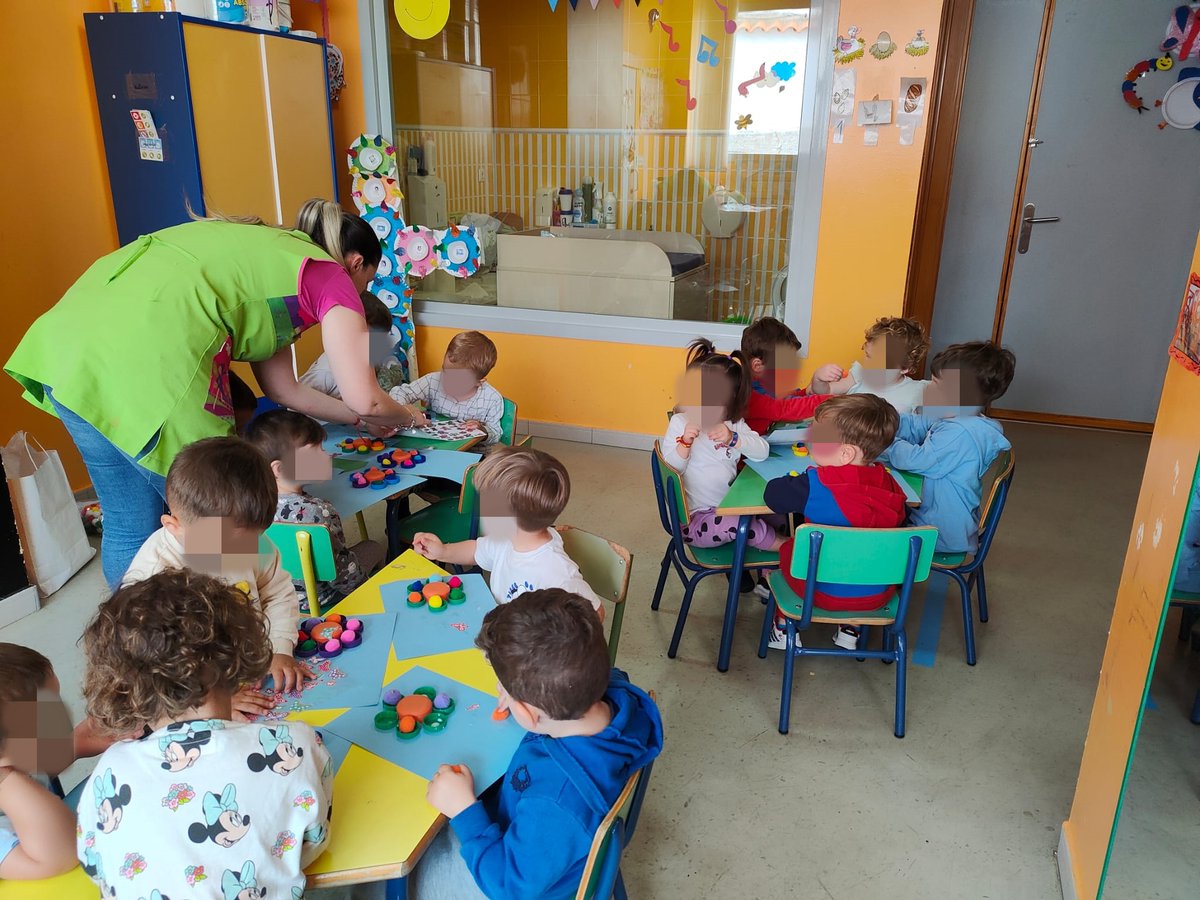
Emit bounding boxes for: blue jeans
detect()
[46,389,166,588]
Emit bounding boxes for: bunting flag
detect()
[547,0,558,9]
[568,0,579,8]
[589,0,601,8]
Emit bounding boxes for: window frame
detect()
[355,0,838,352]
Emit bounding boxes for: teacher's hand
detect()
[364,422,400,438]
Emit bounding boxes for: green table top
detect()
[717,464,924,516]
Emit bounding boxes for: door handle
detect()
[1017,203,1060,254]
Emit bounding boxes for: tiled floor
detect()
[1,423,1163,898]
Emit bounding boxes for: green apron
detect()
[6,221,331,475]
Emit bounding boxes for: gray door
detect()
[933,0,1200,424]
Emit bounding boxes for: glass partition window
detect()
[384,0,814,324]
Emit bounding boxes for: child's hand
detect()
[813,363,845,384]
[707,423,733,445]
[408,407,430,428]
[412,532,445,560]
[426,763,476,818]
[231,686,276,722]
[265,654,312,694]
[462,419,483,432]
[677,422,701,457]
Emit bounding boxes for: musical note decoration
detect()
[676,77,698,111]
[697,34,719,67]
[713,0,736,34]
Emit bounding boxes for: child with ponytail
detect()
[662,339,784,552]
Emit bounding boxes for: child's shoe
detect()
[767,621,801,651]
[833,625,860,650]
[752,576,771,599]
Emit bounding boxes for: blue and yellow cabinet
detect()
[85,12,337,244]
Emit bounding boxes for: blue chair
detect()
[930,448,1016,666]
[650,444,780,660]
[575,759,656,900]
[758,525,939,738]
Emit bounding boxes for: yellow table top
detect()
[0,552,496,896]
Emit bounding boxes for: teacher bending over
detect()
[5,199,426,587]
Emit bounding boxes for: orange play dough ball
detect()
[396,695,433,721]
[398,715,417,734]
[422,582,451,600]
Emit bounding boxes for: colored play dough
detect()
[395,695,434,720]
[492,706,510,721]
[422,582,451,600]
[382,689,403,707]
[398,715,418,734]
[447,576,462,589]
[310,622,343,644]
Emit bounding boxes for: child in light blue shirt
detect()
[882,341,1015,554]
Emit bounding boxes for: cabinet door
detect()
[263,36,337,224]
[183,23,279,222]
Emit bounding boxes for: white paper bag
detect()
[1,432,95,596]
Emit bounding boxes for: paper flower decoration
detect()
[352,174,404,214]
[395,226,439,279]
[438,227,482,276]
[347,134,398,178]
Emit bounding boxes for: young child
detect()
[0,649,77,881]
[122,436,307,715]
[413,588,662,900]
[300,290,406,396]
[740,316,835,435]
[77,570,332,900]
[813,316,931,415]
[663,338,783,552]
[244,409,385,610]
[881,341,1016,554]
[389,331,505,444]
[411,446,604,616]
[763,395,908,649]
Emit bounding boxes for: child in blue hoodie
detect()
[412,588,663,900]
[881,341,1016,554]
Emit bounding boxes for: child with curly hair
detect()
[77,570,332,900]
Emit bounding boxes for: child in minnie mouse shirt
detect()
[76,570,332,900]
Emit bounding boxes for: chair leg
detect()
[614,869,629,900]
[758,595,777,658]
[894,628,908,738]
[974,566,989,623]
[1180,605,1199,642]
[652,546,673,611]
[667,574,702,658]
[385,875,408,900]
[856,624,869,661]
[881,626,895,663]
[779,622,798,735]
[948,571,976,666]
[1191,687,1200,725]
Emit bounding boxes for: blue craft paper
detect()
[321,666,524,790]
[401,448,481,483]
[259,612,397,714]
[305,470,424,520]
[743,452,919,504]
[315,728,353,777]
[381,573,496,661]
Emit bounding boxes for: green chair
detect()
[498,396,518,445]
[930,448,1016,666]
[758,524,938,738]
[392,463,481,558]
[556,525,632,665]
[266,523,337,614]
[416,396,519,506]
[575,760,655,900]
[650,443,781,662]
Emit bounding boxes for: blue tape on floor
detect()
[912,575,949,668]
[1144,694,1158,711]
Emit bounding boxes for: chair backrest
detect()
[652,442,690,532]
[499,397,518,445]
[575,759,655,900]
[266,523,337,581]
[788,525,939,625]
[555,525,632,606]
[649,446,672,536]
[977,448,1016,536]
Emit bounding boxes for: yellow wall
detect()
[0,2,118,489]
[1060,233,1200,898]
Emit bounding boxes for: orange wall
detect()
[0,2,118,489]
[1060,233,1200,898]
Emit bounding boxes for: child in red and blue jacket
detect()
[763,394,907,650]
[740,317,840,436]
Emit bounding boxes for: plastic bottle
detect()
[603,191,617,229]
[582,176,595,222]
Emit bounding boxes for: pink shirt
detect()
[297,259,364,327]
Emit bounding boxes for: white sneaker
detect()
[753,577,771,599]
[767,623,801,651]
[833,626,860,650]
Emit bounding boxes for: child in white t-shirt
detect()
[411,446,604,617]
[813,316,930,415]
